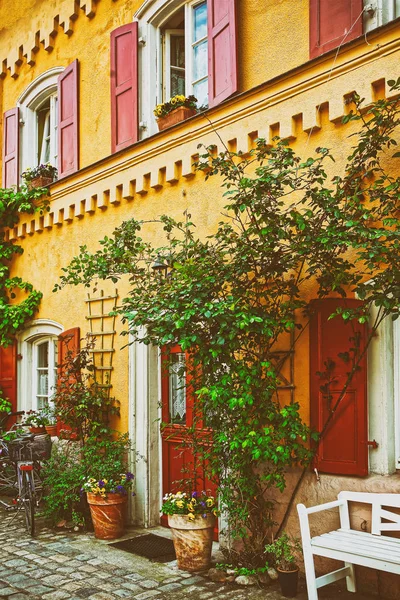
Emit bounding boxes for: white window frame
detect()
[364,0,400,32]
[32,336,58,412]
[17,67,64,178]
[164,28,185,100]
[17,320,63,413]
[135,0,208,137]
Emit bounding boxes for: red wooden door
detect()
[0,341,17,428]
[161,346,218,536]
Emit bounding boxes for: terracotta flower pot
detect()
[168,513,215,572]
[86,492,127,539]
[45,424,58,436]
[27,176,54,190]
[29,426,46,434]
[157,107,197,131]
[277,567,299,598]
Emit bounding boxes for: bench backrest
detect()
[338,491,400,536]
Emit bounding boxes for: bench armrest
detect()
[297,499,345,516]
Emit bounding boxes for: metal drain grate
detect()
[110,533,176,562]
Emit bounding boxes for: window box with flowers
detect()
[161,490,217,571]
[154,95,197,131]
[22,163,58,190]
[82,472,135,539]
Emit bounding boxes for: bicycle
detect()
[0,411,46,502]
[0,435,37,535]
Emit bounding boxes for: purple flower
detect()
[132,492,136,497]
[126,472,134,481]
[202,513,207,518]
[98,480,105,488]
[201,501,206,507]
[192,491,198,498]
[116,485,127,494]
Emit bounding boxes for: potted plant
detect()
[154,95,197,131]
[41,405,58,436]
[24,410,47,434]
[0,394,12,430]
[265,533,301,598]
[82,470,135,539]
[22,163,58,190]
[161,490,217,571]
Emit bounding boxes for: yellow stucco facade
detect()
[1,2,400,595]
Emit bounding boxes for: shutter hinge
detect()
[138,36,146,46]
[365,439,378,449]
[17,353,23,360]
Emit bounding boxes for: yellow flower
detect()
[187,503,194,512]
[187,512,195,521]
[176,500,184,508]
[170,97,177,105]
[206,498,214,507]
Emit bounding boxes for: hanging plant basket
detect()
[157,107,197,131]
[27,176,54,191]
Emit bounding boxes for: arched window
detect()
[18,320,63,413]
[17,68,63,176]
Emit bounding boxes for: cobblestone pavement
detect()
[0,509,376,600]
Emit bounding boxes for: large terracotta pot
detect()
[87,492,127,539]
[157,107,197,131]
[168,513,215,572]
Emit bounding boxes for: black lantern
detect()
[151,254,168,275]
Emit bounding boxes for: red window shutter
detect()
[2,108,19,188]
[0,341,17,414]
[110,22,139,154]
[309,0,363,59]
[58,60,79,178]
[310,298,368,476]
[57,327,80,437]
[208,0,238,108]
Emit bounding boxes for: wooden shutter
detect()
[58,60,79,178]
[0,341,17,413]
[110,22,139,154]
[309,0,363,59]
[310,298,368,476]
[2,108,19,188]
[57,327,80,437]
[208,0,238,108]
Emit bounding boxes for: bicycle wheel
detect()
[21,469,35,536]
[0,457,17,494]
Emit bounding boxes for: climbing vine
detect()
[55,82,400,563]
[0,185,49,346]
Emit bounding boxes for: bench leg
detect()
[303,547,318,600]
[345,562,356,593]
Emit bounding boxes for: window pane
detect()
[171,69,186,97]
[169,353,186,425]
[171,35,185,69]
[37,342,49,368]
[194,1,207,41]
[193,78,208,108]
[38,373,49,396]
[193,40,207,81]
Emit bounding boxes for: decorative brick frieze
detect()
[1,0,108,78]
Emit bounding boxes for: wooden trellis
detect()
[271,327,295,404]
[85,289,118,392]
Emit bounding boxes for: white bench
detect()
[297,491,400,600]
